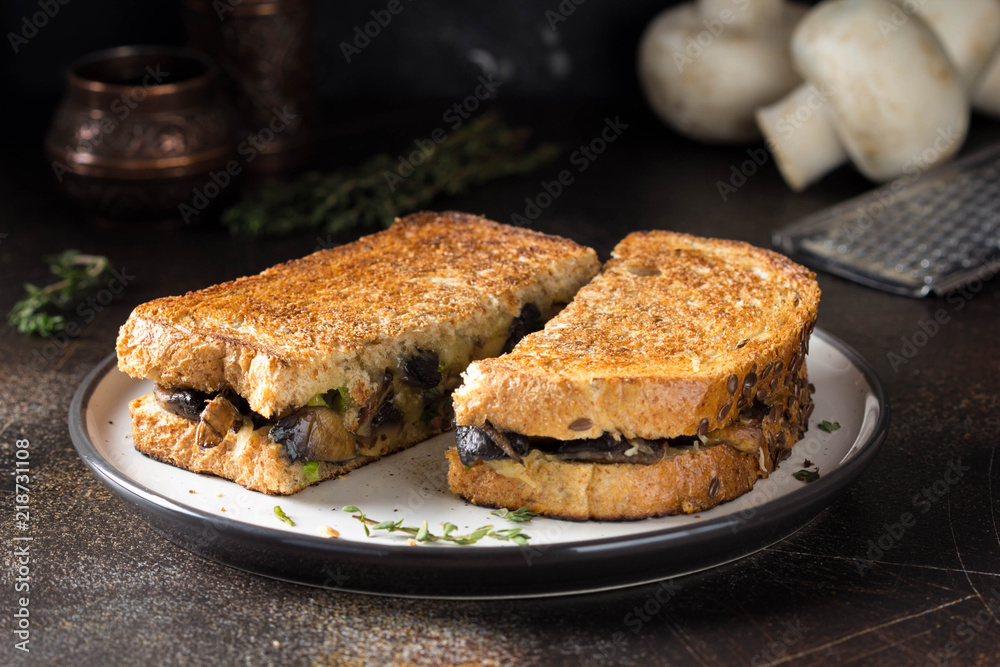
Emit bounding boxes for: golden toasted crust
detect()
[453,231,820,440]
[117,211,600,418]
[447,367,813,520]
[129,393,445,495]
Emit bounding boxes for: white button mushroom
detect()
[637,0,808,144]
[756,0,969,190]
[898,0,1000,119]
[917,0,1000,117]
[910,0,1000,94]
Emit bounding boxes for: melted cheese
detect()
[485,459,538,488]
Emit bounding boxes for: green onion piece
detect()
[306,394,329,408]
[273,505,295,526]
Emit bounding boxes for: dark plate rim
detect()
[69,328,890,597]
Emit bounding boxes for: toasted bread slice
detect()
[129,393,438,495]
[453,231,820,440]
[118,212,600,494]
[449,231,820,519]
[447,364,811,520]
[118,211,599,419]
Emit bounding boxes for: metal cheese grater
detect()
[772,142,1000,297]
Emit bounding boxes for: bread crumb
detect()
[216,493,224,498]
[221,507,226,512]
[189,490,196,494]
[319,525,340,538]
[272,640,280,648]
[408,539,417,546]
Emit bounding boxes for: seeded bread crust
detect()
[447,364,813,520]
[453,231,820,441]
[129,393,445,495]
[117,211,600,419]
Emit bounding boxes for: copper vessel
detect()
[185,0,315,174]
[45,45,236,220]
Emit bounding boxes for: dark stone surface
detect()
[2,100,1000,665]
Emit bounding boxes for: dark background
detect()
[5,0,655,100]
[4,0,828,102]
[4,2,1000,666]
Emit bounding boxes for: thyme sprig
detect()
[221,113,560,239]
[342,505,531,546]
[7,250,114,336]
[490,506,539,523]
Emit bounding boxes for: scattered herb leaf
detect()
[818,420,840,433]
[343,506,531,546]
[415,520,430,542]
[273,505,295,526]
[221,112,560,239]
[303,461,320,483]
[793,469,820,483]
[491,506,539,523]
[7,250,115,336]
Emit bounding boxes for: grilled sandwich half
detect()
[116,211,600,494]
[449,231,821,520]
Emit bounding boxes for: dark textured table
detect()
[2,100,999,666]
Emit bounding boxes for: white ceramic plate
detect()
[70,328,888,598]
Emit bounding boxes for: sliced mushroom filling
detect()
[153,303,549,465]
[456,402,771,467]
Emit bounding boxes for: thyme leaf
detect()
[343,506,531,546]
[793,469,820,483]
[490,506,539,523]
[818,420,841,433]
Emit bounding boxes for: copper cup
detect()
[45,45,237,221]
[184,0,315,175]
